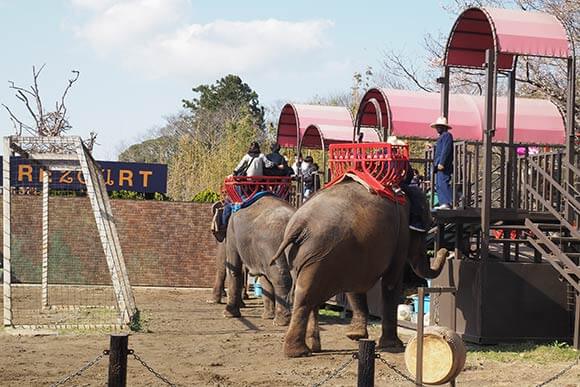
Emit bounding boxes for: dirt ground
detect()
[0,287,578,386]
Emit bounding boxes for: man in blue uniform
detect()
[431,116,453,210]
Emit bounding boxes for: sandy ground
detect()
[0,287,578,386]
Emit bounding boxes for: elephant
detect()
[270,178,448,357]
[214,196,296,326]
[206,239,250,306]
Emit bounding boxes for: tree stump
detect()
[404,326,466,385]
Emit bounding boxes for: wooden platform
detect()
[432,208,557,225]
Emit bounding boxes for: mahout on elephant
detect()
[270,178,447,357]
[212,196,296,325]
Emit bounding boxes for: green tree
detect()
[118,135,178,163]
[182,74,265,128]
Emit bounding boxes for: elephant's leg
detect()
[224,248,243,318]
[242,266,250,301]
[345,292,369,340]
[284,282,312,357]
[260,276,275,320]
[270,271,292,326]
[378,274,404,352]
[306,307,321,352]
[208,242,226,304]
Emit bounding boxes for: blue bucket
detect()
[411,295,430,314]
[254,282,263,297]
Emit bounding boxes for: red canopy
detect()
[358,88,565,145]
[277,104,355,148]
[301,124,380,149]
[445,7,572,70]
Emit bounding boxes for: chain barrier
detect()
[536,357,579,387]
[311,353,357,387]
[130,349,178,386]
[376,354,423,386]
[50,350,109,387]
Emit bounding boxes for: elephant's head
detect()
[211,201,227,242]
[406,190,447,279]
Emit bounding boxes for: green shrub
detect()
[192,189,220,203]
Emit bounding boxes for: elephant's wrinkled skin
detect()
[271,179,447,357]
[207,241,250,305]
[221,196,296,326]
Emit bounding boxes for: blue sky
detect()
[0,1,455,159]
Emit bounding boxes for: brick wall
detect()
[0,195,218,288]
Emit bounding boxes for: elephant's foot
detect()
[345,325,368,341]
[284,341,312,358]
[243,292,250,300]
[377,336,404,353]
[206,295,223,304]
[306,336,321,353]
[261,310,275,320]
[223,304,241,318]
[240,300,247,308]
[273,314,291,326]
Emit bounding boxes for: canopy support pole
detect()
[439,67,450,118]
[505,61,517,209]
[482,49,497,262]
[565,56,576,224]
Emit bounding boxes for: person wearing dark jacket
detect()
[431,116,453,210]
[264,143,291,176]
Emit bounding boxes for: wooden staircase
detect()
[523,154,580,348]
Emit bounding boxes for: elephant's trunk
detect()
[411,248,448,279]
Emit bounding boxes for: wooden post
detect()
[505,65,517,209]
[416,287,425,386]
[3,137,12,327]
[481,49,497,262]
[574,292,579,350]
[41,169,50,308]
[108,334,129,387]
[439,67,450,118]
[565,57,576,224]
[357,339,376,387]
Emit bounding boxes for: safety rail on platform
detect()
[328,142,409,189]
[222,175,292,204]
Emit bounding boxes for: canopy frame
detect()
[440,6,576,276]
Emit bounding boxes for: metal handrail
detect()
[527,158,580,213]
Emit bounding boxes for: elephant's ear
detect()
[211,201,227,242]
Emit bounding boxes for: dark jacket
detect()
[434,131,453,174]
[264,151,290,176]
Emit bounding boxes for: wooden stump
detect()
[404,326,466,385]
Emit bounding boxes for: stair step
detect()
[489,238,529,243]
[533,223,568,230]
[548,236,580,243]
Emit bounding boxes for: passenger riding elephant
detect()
[270,178,448,357]
[214,196,296,325]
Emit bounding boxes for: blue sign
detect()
[0,156,167,194]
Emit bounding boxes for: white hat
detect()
[430,116,452,129]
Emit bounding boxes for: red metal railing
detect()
[328,143,409,189]
[223,176,292,203]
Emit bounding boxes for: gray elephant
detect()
[207,241,250,305]
[215,196,296,325]
[271,178,447,357]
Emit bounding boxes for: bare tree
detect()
[3,65,80,136]
[378,0,579,124]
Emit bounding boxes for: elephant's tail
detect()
[269,226,301,266]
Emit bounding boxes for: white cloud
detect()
[70,0,334,79]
